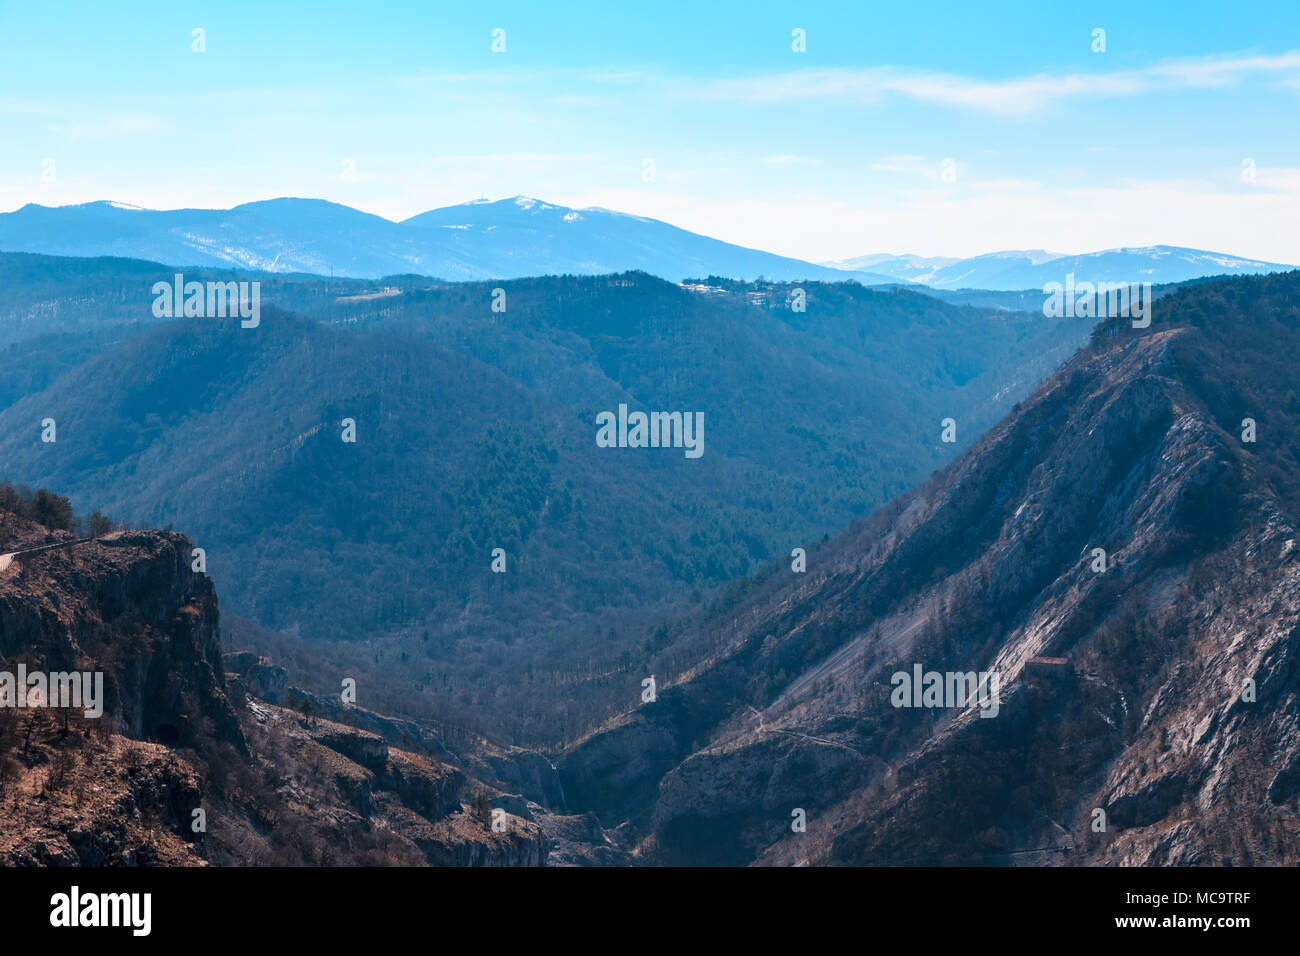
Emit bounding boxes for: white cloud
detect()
[693,51,1300,116]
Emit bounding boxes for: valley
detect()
[0,255,1092,747]
[1,250,1298,868]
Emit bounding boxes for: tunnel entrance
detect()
[154,722,181,747]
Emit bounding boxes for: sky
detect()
[1,0,1298,263]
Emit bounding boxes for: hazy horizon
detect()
[2,193,1296,269]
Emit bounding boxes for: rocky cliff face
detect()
[0,510,615,866]
[0,527,245,755]
[0,520,240,864]
[561,271,1300,865]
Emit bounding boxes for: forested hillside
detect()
[0,258,1091,745]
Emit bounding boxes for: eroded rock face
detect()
[0,527,246,753]
[559,274,1300,866]
[0,736,204,866]
[0,522,241,864]
[223,651,288,704]
[464,745,567,811]
[0,508,563,866]
[270,684,456,762]
[383,749,464,819]
[651,737,875,865]
[215,701,546,866]
[416,810,548,867]
[310,721,390,772]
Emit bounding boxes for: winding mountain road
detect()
[0,537,95,573]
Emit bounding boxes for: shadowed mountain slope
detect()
[559,270,1300,866]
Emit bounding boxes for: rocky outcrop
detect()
[0,736,204,866]
[416,810,547,867]
[532,809,633,866]
[0,505,560,866]
[0,527,245,755]
[383,748,464,819]
[223,651,288,703]
[309,720,390,772]
[463,745,568,811]
[273,684,457,762]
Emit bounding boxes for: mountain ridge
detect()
[0,196,897,285]
[826,245,1296,290]
[556,269,1300,865]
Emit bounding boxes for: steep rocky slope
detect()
[0,504,620,865]
[560,270,1300,865]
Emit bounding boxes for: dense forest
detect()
[0,259,1092,746]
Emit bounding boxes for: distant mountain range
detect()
[3,198,1291,290]
[825,246,1296,290]
[0,197,895,285]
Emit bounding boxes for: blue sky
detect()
[2,0,1298,262]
